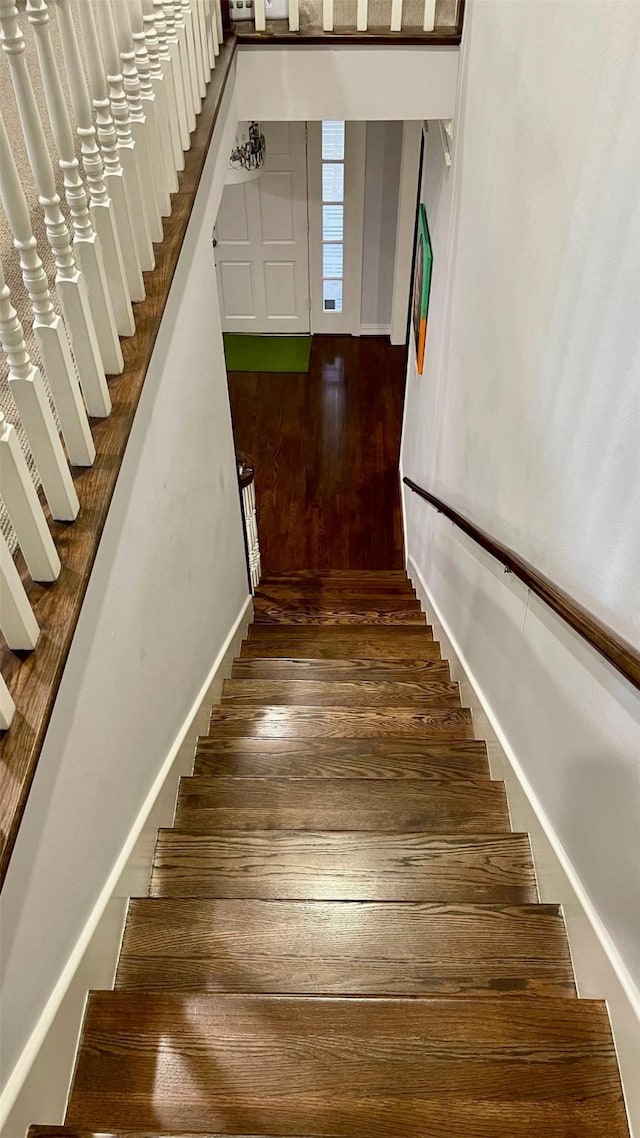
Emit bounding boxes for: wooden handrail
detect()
[402,477,640,691]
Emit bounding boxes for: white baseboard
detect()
[0,595,253,1137]
[408,553,639,1137]
[359,323,391,336]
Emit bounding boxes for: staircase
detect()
[33,571,629,1138]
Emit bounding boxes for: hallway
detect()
[228,335,407,571]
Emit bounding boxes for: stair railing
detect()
[0,0,223,730]
[237,452,261,592]
[403,477,640,692]
[244,0,464,39]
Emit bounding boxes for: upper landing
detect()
[233,0,463,121]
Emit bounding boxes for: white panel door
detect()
[215,122,310,334]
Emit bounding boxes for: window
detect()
[321,121,345,312]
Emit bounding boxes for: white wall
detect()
[0,66,245,1103]
[361,122,403,332]
[401,0,640,1123]
[236,45,460,121]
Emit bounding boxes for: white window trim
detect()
[307,121,366,335]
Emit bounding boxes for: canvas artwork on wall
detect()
[412,203,433,375]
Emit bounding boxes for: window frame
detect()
[307,121,366,334]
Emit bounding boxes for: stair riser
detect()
[231,659,452,681]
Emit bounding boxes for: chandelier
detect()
[226,121,266,184]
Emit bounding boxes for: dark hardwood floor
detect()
[227,335,407,571]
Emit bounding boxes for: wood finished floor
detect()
[56,573,630,1138]
[227,336,407,571]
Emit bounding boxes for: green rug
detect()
[224,334,313,373]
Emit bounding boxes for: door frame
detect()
[307,121,366,335]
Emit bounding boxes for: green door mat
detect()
[224,334,313,373]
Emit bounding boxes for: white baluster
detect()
[91,0,156,270]
[0,0,111,418]
[110,0,165,238]
[214,0,223,53]
[156,1,190,151]
[0,672,15,730]
[0,413,61,582]
[202,0,218,68]
[167,1,196,132]
[26,0,124,378]
[76,0,148,295]
[0,252,79,521]
[181,1,202,111]
[189,0,207,97]
[139,0,179,177]
[322,0,333,31]
[244,479,260,590]
[55,0,135,335]
[134,0,179,195]
[152,0,188,160]
[0,111,95,467]
[254,0,266,31]
[423,0,435,31]
[0,530,39,650]
[390,0,402,31]
[214,0,222,51]
[288,0,299,32]
[203,1,215,75]
[200,0,217,70]
[356,0,367,31]
[126,0,173,216]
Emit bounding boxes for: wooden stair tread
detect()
[31,1131,309,1138]
[260,570,411,581]
[66,993,628,1135]
[174,777,510,833]
[255,590,421,607]
[117,899,575,997]
[207,705,473,739]
[221,679,461,707]
[241,634,442,659]
[194,738,490,779]
[256,588,418,603]
[151,830,538,901]
[254,608,426,625]
[231,656,451,680]
[247,624,433,641]
[253,592,424,625]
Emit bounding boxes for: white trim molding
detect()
[407,552,640,1138]
[0,595,253,1136]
